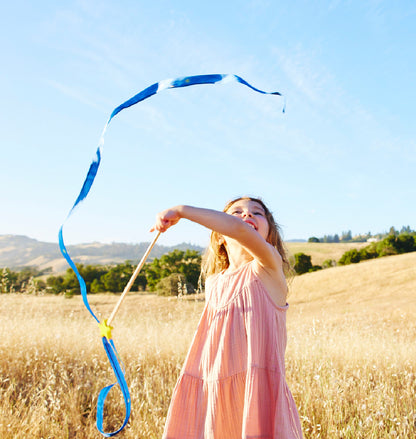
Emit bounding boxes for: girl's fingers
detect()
[149,219,170,233]
[149,207,181,233]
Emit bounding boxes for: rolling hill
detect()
[0,234,401,277]
[288,251,416,318]
[0,235,203,273]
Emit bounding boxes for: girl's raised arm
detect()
[150,205,281,271]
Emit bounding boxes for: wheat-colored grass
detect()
[1,253,415,438]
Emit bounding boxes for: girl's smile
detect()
[226,199,269,240]
[243,218,257,230]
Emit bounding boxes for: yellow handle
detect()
[98,319,113,340]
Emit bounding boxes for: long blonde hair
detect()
[201,197,291,277]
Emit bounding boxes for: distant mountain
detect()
[0,235,204,273]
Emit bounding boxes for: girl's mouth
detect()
[244,219,257,230]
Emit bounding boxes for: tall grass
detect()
[1,253,415,438]
[286,312,416,438]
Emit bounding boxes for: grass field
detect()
[1,252,415,438]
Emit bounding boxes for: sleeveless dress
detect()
[162,261,303,439]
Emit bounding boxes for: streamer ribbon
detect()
[58,73,283,436]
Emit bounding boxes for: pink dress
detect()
[162,261,303,439]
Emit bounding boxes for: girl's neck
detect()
[226,245,253,272]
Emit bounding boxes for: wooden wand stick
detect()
[107,231,161,327]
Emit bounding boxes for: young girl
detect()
[151,197,303,439]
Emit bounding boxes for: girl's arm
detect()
[150,205,282,271]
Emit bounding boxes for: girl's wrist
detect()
[176,205,186,218]
[177,205,195,220]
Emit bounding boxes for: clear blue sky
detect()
[1,0,415,246]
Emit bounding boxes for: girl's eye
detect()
[254,211,265,216]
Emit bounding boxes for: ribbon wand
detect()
[106,231,161,328]
[96,231,160,437]
[58,74,284,436]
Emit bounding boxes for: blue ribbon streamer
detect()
[58,73,283,436]
[96,338,131,437]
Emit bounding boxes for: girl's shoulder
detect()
[251,260,288,308]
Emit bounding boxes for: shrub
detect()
[394,234,416,253]
[338,232,416,266]
[309,265,322,272]
[294,253,313,275]
[155,273,195,296]
[322,259,336,269]
[359,247,378,261]
[338,249,361,265]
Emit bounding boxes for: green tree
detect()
[376,234,416,256]
[389,226,397,236]
[308,237,320,243]
[80,265,108,287]
[102,264,130,292]
[341,230,352,242]
[293,253,313,275]
[46,275,65,294]
[176,250,201,287]
[61,268,79,295]
[338,248,361,265]
[90,278,105,293]
[145,258,163,291]
[146,250,201,292]
[155,273,195,296]
[49,264,108,295]
[376,236,398,257]
[133,272,147,291]
[359,247,378,261]
[394,234,416,253]
[13,267,40,290]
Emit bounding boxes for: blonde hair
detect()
[201,197,291,277]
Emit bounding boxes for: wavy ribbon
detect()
[58,73,283,436]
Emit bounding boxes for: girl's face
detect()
[226,199,270,240]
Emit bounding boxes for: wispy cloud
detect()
[46,79,109,113]
[274,45,333,104]
[269,41,416,174]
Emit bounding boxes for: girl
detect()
[151,197,303,439]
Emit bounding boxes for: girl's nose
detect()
[242,211,253,218]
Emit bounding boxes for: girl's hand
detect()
[150,206,182,233]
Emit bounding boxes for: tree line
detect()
[308,225,414,243]
[2,229,415,294]
[0,249,201,297]
[294,230,416,274]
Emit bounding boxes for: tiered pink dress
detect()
[162,261,303,439]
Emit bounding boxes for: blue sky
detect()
[1,0,415,246]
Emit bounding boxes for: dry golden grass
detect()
[1,252,415,438]
[287,252,416,437]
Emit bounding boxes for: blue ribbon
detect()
[58,73,283,436]
[96,338,131,437]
